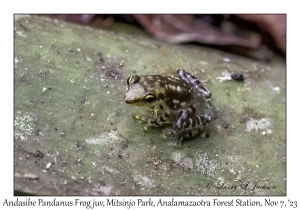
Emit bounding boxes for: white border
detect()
[2,1,298,209]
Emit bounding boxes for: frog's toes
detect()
[142,126,149,131]
[132,114,147,122]
[176,136,184,148]
[160,133,168,139]
[143,123,153,131]
[177,141,183,148]
[160,132,173,139]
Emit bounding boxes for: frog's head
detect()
[124,75,164,106]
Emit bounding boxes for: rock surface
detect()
[14,15,285,195]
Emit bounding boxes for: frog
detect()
[124,69,213,147]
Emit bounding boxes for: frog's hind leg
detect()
[177,69,211,99]
[174,108,212,147]
[175,108,212,131]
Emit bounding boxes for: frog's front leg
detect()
[133,105,170,131]
[132,114,152,131]
[174,107,212,147]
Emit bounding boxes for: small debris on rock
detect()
[217,73,245,82]
[231,73,245,81]
[46,162,52,169]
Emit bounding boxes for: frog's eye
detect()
[144,93,156,103]
[127,75,139,85]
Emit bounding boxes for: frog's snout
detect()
[124,94,130,103]
[124,93,135,104]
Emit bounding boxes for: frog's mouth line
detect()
[124,99,136,104]
[125,98,154,106]
[124,97,142,104]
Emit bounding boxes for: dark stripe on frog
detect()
[196,116,202,127]
[164,113,170,118]
[151,119,160,126]
[160,116,167,122]
[183,120,190,129]
[159,111,170,122]
[175,110,187,129]
[193,117,198,128]
[200,115,207,124]
[177,69,212,99]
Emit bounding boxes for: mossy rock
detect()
[14,15,285,195]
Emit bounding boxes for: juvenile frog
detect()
[124,69,213,146]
